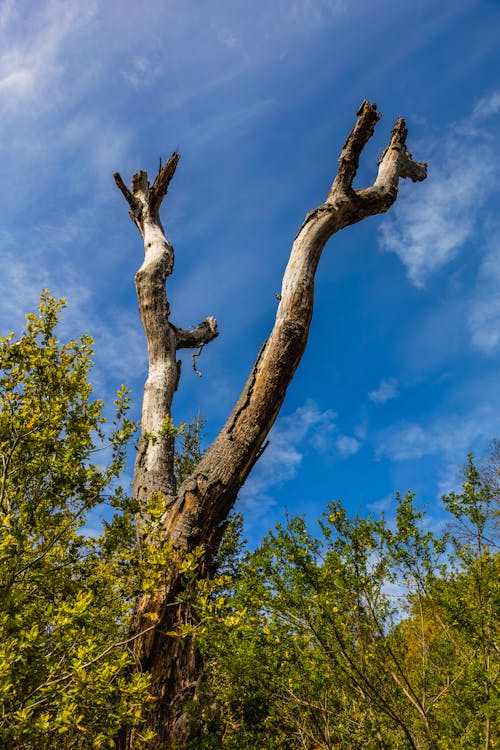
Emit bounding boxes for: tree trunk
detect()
[114,101,427,748]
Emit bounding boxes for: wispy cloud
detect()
[375,403,500,500]
[59,112,132,183]
[0,237,146,399]
[375,405,497,464]
[379,151,489,287]
[336,434,361,456]
[0,0,96,115]
[238,399,337,517]
[187,98,276,150]
[211,24,251,65]
[121,55,164,90]
[289,0,346,24]
[379,90,500,288]
[467,228,500,355]
[369,378,399,404]
[0,241,62,329]
[366,495,394,515]
[0,0,125,201]
[238,397,367,524]
[459,90,500,134]
[90,308,147,384]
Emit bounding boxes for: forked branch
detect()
[161,101,427,553]
[115,101,427,749]
[114,151,217,512]
[113,152,180,234]
[329,99,382,195]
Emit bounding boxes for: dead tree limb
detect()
[114,154,218,530]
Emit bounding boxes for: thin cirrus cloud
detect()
[289,0,346,23]
[467,228,500,356]
[237,398,365,524]
[0,0,96,114]
[0,235,146,397]
[369,378,399,405]
[335,434,361,456]
[375,405,497,464]
[460,89,500,134]
[379,91,500,288]
[374,403,500,501]
[237,399,337,518]
[121,55,164,90]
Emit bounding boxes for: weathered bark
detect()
[114,101,427,748]
[114,157,218,535]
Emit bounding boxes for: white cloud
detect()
[375,407,498,512]
[0,68,34,97]
[366,495,394,514]
[379,152,490,287]
[289,0,346,23]
[0,241,56,329]
[463,90,500,132]
[0,237,146,399]
[122,55,164,89]
[211,25,250,64]
[369,378,398,404]
[216,28,240,50]
[238,399,337,516]
[375,406,497,464]
[59,112,132,181]
[336,434,361,456]
[379,91,500,288]
[187,98,276,149]
[238,398,367,522]
[0,0,96,115]
[468,297,500,355]
[377,422,428,462]
[468,233,500,355]
[90,308,147,383]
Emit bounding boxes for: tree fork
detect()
[114,101,426,748]
[114,155,218,529]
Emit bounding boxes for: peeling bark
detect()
[114,101,427,748]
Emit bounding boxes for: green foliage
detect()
[1,294,498,750]
[196,459,499,750]
[0,293,152,748]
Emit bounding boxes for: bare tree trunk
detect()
[114,101,427,748]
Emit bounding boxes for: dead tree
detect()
[114,100,427,748]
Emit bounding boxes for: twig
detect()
[191,344,205,377]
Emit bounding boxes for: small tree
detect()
[113,101,427,747]
[0,293,152,748]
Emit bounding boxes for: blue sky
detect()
[0,0,499,543]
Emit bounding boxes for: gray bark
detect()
[114,100,427,748]
[114,159,218,534]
